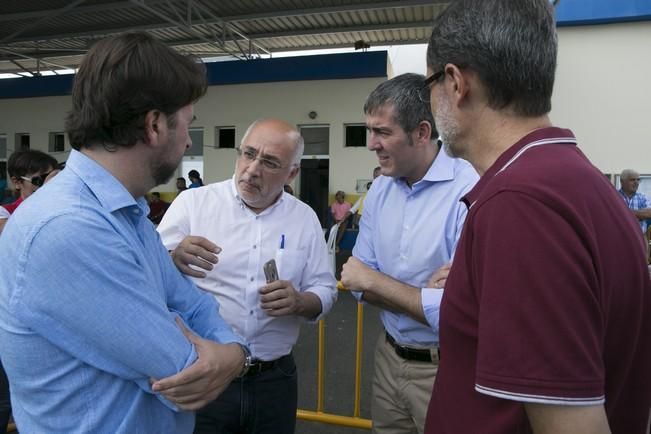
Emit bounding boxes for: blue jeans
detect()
[194,354,297,434]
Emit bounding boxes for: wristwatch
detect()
[237,343,252,377]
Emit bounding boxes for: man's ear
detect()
[445,64,471,109]
[287,166,301,184]
[415,120,433,145]
[144,110,164,146]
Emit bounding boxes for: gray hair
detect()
[620,169,639,181]
[427,0,557,117]
[241,119,305,165]
[364,73,437,137]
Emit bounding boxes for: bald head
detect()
[241,119,304,164]
[235,118,303,213]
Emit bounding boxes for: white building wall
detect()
[552,21,651,174]
[189,77,384,193]
[0,77,384,194]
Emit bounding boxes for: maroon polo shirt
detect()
[425,127,651,434]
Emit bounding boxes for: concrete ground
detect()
[293,250,383,434]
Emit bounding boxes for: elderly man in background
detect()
[619,169,651,258]
[158,118,337,434]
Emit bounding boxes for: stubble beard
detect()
[434,95,462,158]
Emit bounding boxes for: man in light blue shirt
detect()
[0,32,246,433]
[341,73,478,433]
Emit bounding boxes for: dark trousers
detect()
[194,354,297,434]
[0,360,10,434]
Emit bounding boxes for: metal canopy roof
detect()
[0,0,449,76]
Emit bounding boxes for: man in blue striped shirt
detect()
[619,169,651,259]
[618,169,651,233]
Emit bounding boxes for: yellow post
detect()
[297,409,372,430]
[354,301,364,417]
[316,319,326,412]
[296,281,372,430]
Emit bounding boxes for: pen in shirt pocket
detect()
[276,234,285,278]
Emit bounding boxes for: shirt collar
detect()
[619,189,639,200]
[422,145,456,183]
[393,144,456,190]
[66,149,145,213]
[462,127,576,208]
[229,176,285,214]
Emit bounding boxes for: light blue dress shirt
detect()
[353,149,478,347]
[0,150,242,433]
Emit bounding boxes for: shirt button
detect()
[253,245,257,249]
[249,310,254,315]
[250,277,254,282]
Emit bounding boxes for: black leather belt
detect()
[385,332,434,363]
[245,354,290,377]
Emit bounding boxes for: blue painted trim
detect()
[207,51,387,85]
[0,51,387,99]
[556,0,651,26]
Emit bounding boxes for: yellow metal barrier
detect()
[296,282,372,430]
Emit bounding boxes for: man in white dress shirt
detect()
[157,118,337,434]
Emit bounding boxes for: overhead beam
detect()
[127,0,265,60]
[3,0,445,45]
[222,0,448,22]
[0,0,89,45]
[0,19,432,61]
[0,0,168,22]
[9,59,34,76]
[166,19,433,47]
[0,47,71,70]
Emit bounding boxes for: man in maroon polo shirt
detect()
[423,1,651,433]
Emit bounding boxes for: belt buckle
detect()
[247,361,264,376]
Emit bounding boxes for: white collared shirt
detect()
[158,178,337,360]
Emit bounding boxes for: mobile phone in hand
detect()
[263,259,279,283]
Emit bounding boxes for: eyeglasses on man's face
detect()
[236,147,292,172]
[21,171,52,188]
[418,69,445,104]
[424,69,445,88]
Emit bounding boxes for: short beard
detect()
[151,159,178,186]
[434,94,461,158]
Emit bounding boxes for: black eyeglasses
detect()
[418,70,445,104]
[424,70,445,88]
[21,172,52,188]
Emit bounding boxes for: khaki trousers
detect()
[371,332,439,434]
